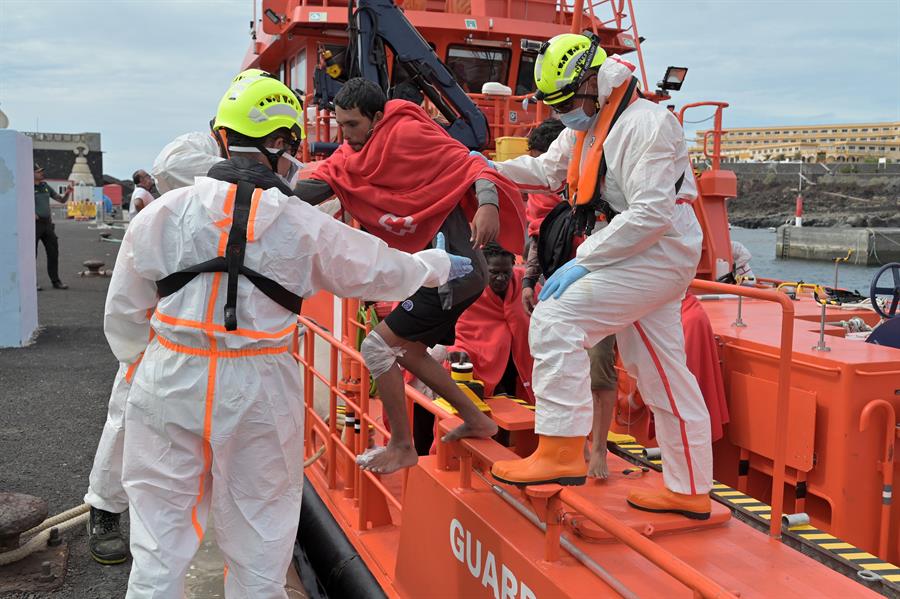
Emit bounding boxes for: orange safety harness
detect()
[155,181,303,331]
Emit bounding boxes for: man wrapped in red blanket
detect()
[450,243,535,402]
[295,79,526,474]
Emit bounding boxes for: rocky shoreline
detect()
[726,174,899,229]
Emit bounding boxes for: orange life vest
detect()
[566,77,639,207]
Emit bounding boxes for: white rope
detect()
[22,503,90,538]
[0,511,89,566]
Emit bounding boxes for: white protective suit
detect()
[151,131,224,194]
[84,133,225,515]
[496,61,712,496]
[106,175,452,599]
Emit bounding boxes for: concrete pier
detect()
[776,225,900,265]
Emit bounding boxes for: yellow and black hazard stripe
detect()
[336,404,374,432]
[607,436,900,595]
[506,396,535,411]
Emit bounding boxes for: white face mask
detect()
[559,106,594,131]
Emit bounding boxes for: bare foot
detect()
[357,443,418,474]
[441,414,498,442]
[587,449,609,479]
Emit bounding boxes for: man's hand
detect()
[522,286,537,314]
[436,232,473,281]
[470,204,499,247]
[469,150,496,170]
[539,258,589,300]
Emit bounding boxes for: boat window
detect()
[445,45,511,93]
[515,52,537,95]
[293,50,307,95]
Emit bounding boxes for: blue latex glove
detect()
[538,259,589,301]
[469,150,496,169]
[436,232,473,281]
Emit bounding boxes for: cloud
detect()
[0,0,897,175]
[0,0,250,177]
[633,1,900,136]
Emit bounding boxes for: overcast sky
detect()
[1,0,897,178]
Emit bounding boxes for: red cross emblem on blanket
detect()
[378,214,418,236]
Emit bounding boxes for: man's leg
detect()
[35,219,46,289]
[491,263,693,487]
[44,220,63,287]
[212,361,303,599]
[123,388,208,597]
[617,299,713,518]
[84,364,131,564]
[587,336,617,479]
[358,322,497,474]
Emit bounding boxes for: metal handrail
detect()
[559,489,737,598]
[678,102,729,170]
[689,278,795,538]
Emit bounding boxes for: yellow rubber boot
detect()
[491,435,587,487]
[626,487,711,520]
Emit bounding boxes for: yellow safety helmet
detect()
[213,70,305,143]
[534,33,607,106]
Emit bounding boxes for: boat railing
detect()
[678,102,729,171]
[688,278,796,539]
[293,289,754,597]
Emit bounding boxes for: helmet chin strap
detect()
[227,145,283,173]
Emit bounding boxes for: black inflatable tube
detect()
[294,475,388,599]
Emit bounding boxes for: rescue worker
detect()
[296,78,527,475]
[107,71,472,597]
[488,34,713,520]
[83,132,225,566]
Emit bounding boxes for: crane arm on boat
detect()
[321,0,490,149]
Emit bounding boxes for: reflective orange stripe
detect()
[154,333,289,358]
[247,188,263,242]
[124,357,142,384]
[213,184,238,229]
[154,309,296,340]
[191,220,231,541]
[124,328,156,383]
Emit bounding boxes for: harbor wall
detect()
[776,225,900,265]
[0,130,38,347]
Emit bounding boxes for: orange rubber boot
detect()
[491,435,587,487]
[626,487,711,520]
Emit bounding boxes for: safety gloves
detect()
[538,258,588,300]
[436,232,474,281]
[469,150,496,170]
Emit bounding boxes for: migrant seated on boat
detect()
[449,242,535,403]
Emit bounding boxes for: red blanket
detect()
[526,192,563,237]
[681,294,729,441]
[309,100,526,253]
[450,268,534,401]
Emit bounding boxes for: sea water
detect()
[729,227,883,295]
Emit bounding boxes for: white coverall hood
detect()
[595,54,636,107]
[151,131,224,195]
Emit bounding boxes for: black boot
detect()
[88,507,129,565]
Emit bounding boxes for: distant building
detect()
[691,121,900,163]
[24,131,103,196]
